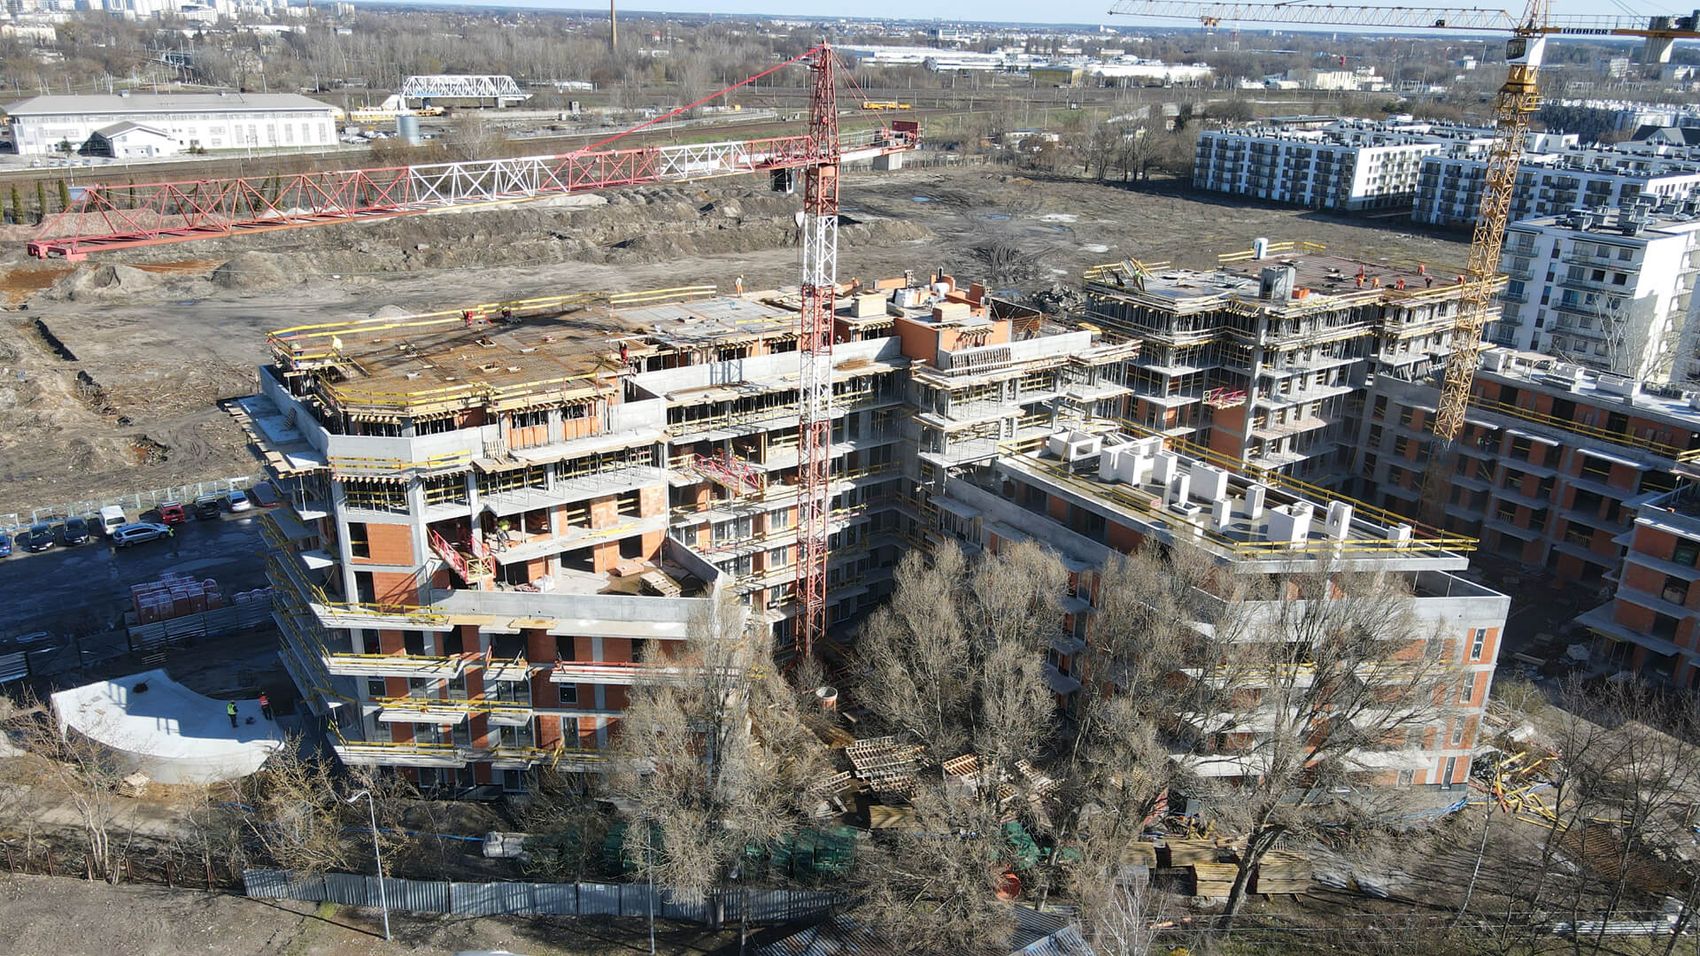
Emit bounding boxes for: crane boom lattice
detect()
[25,47,918,261]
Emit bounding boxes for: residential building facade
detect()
[1495,206,1700,384]
[1352,351,1700,586]
[1414,149,1700,229]
[1082,246,1469,482]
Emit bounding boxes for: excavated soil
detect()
[0,167,1470,518]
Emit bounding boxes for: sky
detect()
[398,0,1677,31]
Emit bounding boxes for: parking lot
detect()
[0,510,269,641]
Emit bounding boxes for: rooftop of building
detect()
[991,428,1474,572]
[1473,348,1700,440]
[4,92,335,115]
[1509,204,1700,239]
[284,306,637,414]
[1084,248,1465,313]
[269,278,1011,417]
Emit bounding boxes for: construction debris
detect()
[844,735,923,796]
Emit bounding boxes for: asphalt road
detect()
[0,511,270,639]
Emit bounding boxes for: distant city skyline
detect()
[368,0,1672,31]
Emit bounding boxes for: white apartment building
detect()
[5,92,337,155]
[1414,148,1700,228]
[1193,121,1463,212]
[1494,206,1700,383]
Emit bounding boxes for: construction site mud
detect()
[0,166,1468,518]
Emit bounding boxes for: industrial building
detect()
[3,92,338,156]
[243,269,1506,796]
[1493,205,1700,383]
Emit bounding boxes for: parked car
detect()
[156,501,188,525]
[111,522,171,548]
[99,505,126,536]
[224,489,253,513]
[61,516,90,545]
[0,534,12,558]
[192,495,223,520]
[25,522,55,552]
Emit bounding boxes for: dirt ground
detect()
[0,873,732,956]
[0,166,1470,518]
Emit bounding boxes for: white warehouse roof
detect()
[4,92,335,116]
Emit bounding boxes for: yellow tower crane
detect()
[1110,0,1700,520]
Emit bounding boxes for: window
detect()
[422,473,467,506]
[1468,628,1487,661]
[1663,576,1690,606]
[1674,539,1700,567]
[558,682,578,706]
[366,678,386,699]
[348,522,370,558]
[403,631,428,655]
[1396,769,1415,787]
[1451,721,1468,746]
[343,480,409,514]
[1441,756,1459,790]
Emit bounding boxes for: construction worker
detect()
[258,691,273,721]
[226,700,238,729]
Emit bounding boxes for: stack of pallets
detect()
[1190,863,1240,900]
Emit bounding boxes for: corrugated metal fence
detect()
[243,868,840,927]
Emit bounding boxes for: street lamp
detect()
[345,789,391,941]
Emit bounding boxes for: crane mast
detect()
[796,45,841,660]
[1421,8,1546,520]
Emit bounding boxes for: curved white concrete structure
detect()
[50,669,284,785]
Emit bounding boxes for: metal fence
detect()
[127,602,274,652]
[242,868,841,927]
[0,475,261,531]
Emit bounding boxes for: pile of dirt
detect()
[41,264,161,302]
[210,251,291,292]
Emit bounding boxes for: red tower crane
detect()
[25,47,914,261]
[795,45,841,661]
[28,45,884,662]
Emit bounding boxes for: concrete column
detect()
[1169,472,1192,506]
[1152,452,1179,485]
[1211,497,1233,531]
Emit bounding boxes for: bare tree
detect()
[2,691,129,882]
[237,741,407,876]
[1181,566,1458,929]
[607,587,827,896]
[850,541,1069,951]
[1075,865,1172,956]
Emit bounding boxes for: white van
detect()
[98,505,126,536]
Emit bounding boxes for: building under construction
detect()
[244,266,1508,795]
[1083,242,1471,481]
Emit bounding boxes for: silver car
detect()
[111,522,170,548]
